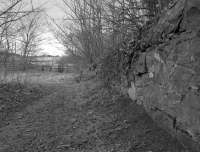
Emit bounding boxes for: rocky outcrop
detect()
[128,0,200,151]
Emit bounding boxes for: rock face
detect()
[129,0,200,151]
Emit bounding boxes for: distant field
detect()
[0,71,76,85]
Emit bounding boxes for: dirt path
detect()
[0,74,187,152]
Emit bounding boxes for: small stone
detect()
[88,110,93,115]
[191,56,195,62]
[172,100,181,104]
[128,82,136,101]
[190,85,198,90]
[149,72,154,78]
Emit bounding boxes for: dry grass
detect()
[0,71,75,129]
[0,71,76,85]
[0,72,188,152]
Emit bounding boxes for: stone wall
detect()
[128,0,200,151]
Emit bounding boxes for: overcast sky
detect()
[34,0,66,56]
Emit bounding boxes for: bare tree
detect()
[54,0,104,65]
[19,11,43,70]
[0,0,43,77]
[0,0,26,78]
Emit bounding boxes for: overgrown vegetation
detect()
[54,0,174,86]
